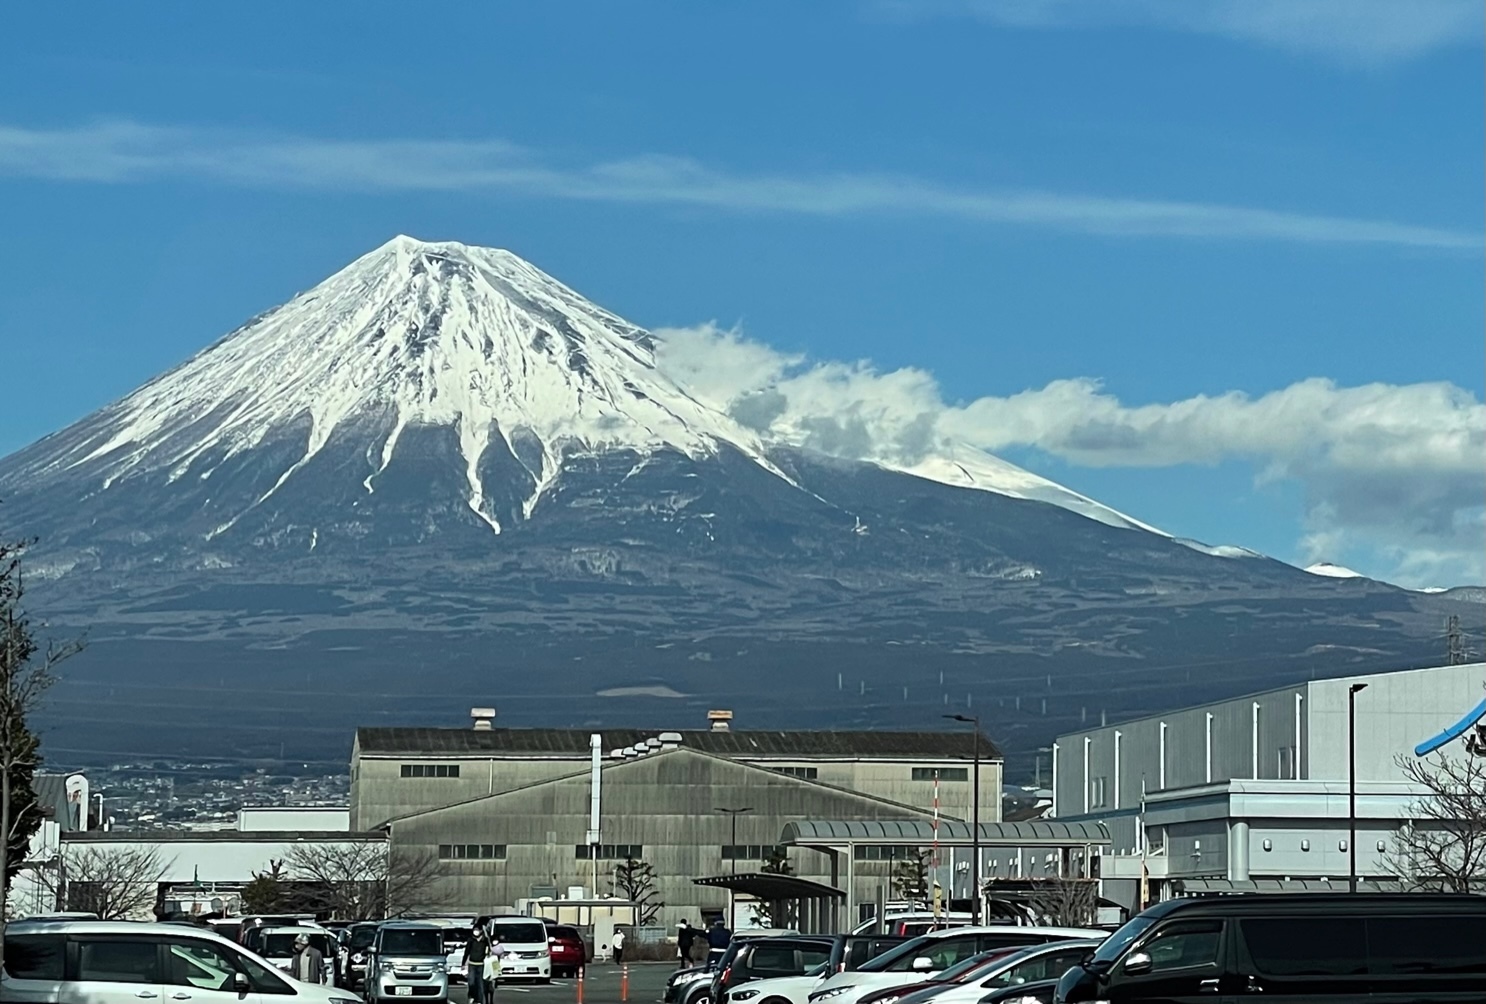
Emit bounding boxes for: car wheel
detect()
[761,997,794,1004]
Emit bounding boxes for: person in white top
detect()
[612,928,626,964]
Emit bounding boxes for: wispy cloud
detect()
[870,0,1484,65]
[656,324,1486,587]
[0,120,1476,251]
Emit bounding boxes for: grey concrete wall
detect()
[386,748,934,926]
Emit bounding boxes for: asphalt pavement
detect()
[449,962,677,1004]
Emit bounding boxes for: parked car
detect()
[810,926,1107,1004]
[829,935,911,974]
[1,918,361,1004]
[672,931,805,1004]
[366,921,450,1004]
[715,936,834,1003]
[727,934,910,1004]
[341,921,380,991]
[547,923,588,978]
[486,916,552,982]
[257,925,343,987]
[240,914,319,954]
[888,940,1101,1004]
[852,915,975,938]
[1055,893,1486,1002]
[979,979,1058,1004]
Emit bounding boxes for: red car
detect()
[547,924,588,978]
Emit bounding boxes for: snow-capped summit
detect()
[1305,562,1366,579]
[3,236,1145,540]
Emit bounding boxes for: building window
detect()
[575,844,643,860]
[775,766,819,780]
[722,844,774,861]
[438,844,505,861]
[912,767,968,782]
[400,764,461,779]
[1089,776,1108,808]
[853,845,922,861]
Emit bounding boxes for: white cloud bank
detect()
[871,0,1484,65]
[655,324,1486,587]
[0,120,1478,251]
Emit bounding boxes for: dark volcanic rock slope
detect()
[0,237,1473,768]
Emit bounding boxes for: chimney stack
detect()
[471,707,496,731]
[707,709,734,732]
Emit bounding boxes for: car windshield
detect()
[806,962,828,977]
[1090,919,1154,965]
[443,928,471,946]
[262,933,334,957]
[552,927,581,941]
[382,929,444,956]
[349,928,377,950]
[493,922,546,944]
[858,936,933,973]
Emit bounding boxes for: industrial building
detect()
[1051,661,1486,910]
[356,711,1008,925]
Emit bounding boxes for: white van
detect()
[487,916,551,982]
[1,919,359,1004]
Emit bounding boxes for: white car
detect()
[867,939,1103,1004]
[258,925,342,986]
[1,919,363,1004]
[725,967,830,1004]
[806,927,1107,1004]
[486,917,551,982]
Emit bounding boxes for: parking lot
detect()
[448,962,677,1004]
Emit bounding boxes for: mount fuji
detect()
[1,237,1474,768]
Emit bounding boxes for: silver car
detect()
[366,922,449,1003]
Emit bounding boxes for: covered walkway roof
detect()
[1175,878,1403,895]
[781,819,1109,846]
[693,873,845,900]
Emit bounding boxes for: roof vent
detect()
[609,749,625,760]
[658,732,683,749]
[645,737,663,750]
[707,709,734,732]
[622,746,639,759]
[471,707,496,731]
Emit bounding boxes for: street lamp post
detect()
[944,714,981,924]
[716,806,754,926]
[1348,683,1368,893]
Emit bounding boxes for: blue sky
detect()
[1,1,1481,585]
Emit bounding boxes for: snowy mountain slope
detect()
[1306,562,1366,579]
[0,236,1150,541]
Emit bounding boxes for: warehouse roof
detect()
[356,727,1003,760]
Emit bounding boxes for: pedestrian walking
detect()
[291,934,325,985]
[676,921,697,968]
[464,927,490,1004]
[612,927,626,964]
[705,919,731,969]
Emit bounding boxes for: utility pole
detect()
[1446,616,1466,665]
[715,806,753,927]
[1348,683,1368,893]
[944,714,981,924]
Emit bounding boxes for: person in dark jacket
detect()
[705,919,731,967]
[464,928,490,1004]
[676,921,697,968]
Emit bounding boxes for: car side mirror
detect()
[1122,952,1153,977]
[233,972,252,995]
[911,957,934,972]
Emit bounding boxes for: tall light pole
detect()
[1348,683,1368,893]
[944,714,981,924]
[716,806,754,926]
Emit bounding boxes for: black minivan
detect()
[1055,893,1486,1002]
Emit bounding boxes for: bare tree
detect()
[0,537,82,965]
[60,845,171,920]
[614,857,662,926]
[1385,751,1486,892]
[1023,877,1098,927]
[285,842,448,919]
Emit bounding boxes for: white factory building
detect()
[1051,661,1486,910]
